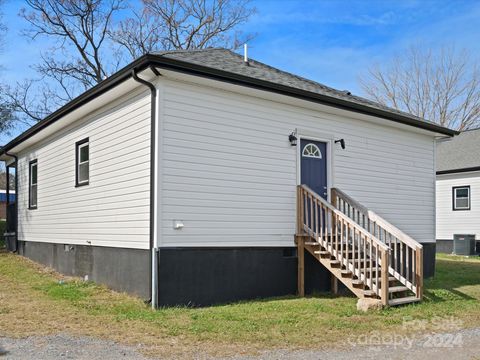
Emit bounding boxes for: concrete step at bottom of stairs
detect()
[363,290,378,298]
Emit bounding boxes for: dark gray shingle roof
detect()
[437,128,480,172]
[0,47,458,156]
[154,48,443,128]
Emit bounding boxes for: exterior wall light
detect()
[289,132,297,146]
[335,139,346,149]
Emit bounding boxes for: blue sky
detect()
[1,0,480,142]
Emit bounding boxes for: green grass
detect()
[0,253,479,357]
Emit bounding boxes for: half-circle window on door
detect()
[302,143,322,158]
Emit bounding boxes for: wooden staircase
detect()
[296,185,423,307]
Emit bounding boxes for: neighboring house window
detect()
[453,186,470,211]
[76,138,89,186]
[29,160,38,209]
[302,143,322,158]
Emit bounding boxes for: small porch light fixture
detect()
[288,132,297,146]
[334,139,346,149]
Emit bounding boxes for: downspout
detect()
[131,68,160,309]
[5,152,18,252]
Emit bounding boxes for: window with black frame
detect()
[29,160,38,209]
[76,138,89,186]
[453,186,470,211]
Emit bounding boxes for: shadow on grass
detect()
[422,257,480,303]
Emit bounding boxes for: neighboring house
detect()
[0,48,457,307]
[436,128,480,255]
[0,190,15,220]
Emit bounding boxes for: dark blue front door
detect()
[300,139,327,199]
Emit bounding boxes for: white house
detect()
[0,48,456,307]
[436,129,480,255]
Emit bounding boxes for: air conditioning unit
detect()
[453,234,476,256]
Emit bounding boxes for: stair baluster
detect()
[296,185,423,306]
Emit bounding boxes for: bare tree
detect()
[111,0,256,59]
[0,170,15,190]
[360,45,480,130]
[21,0,125,87]
[3,80,58,123]
[0,0,15,134]
[10,0,255,123]
[8,0,125,122]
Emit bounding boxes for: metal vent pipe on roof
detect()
[244,43,249,65]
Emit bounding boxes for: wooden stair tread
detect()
[388,296,420,306]
[314,250,330,256]
[363,268,380,273]
[352,260,376,265]
[296,186,424,307]
[389,286,410,293]
[372,277,401,286]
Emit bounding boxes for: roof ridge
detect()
[153,47,226,56]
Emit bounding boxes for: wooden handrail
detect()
[367,212,422,250]
[331,187,422,250]
[297,185,390,303]
[331,187,370,216]
[330,187,423,300]
[300,185,389,251]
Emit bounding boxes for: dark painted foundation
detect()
[421,242,436,278]
[17,241,150,298]
[16,241,437,307]
[436,239,454,254]
[157,247,331,307]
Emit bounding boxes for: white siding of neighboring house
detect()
[16,88,151,250]
[436,171,480,240]
[158,77,436,248]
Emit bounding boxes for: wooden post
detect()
[331,188,338,256]
[329,188,339,295]
[297,235,305,297]
[296,186,302,234]
[381,248,389,306]
[331,275,338,295]
[331,188,337,205]
[416,247,423,300]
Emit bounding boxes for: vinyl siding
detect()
[159,79,436,247]
[17,88,151,250]
[436,172,480,240]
